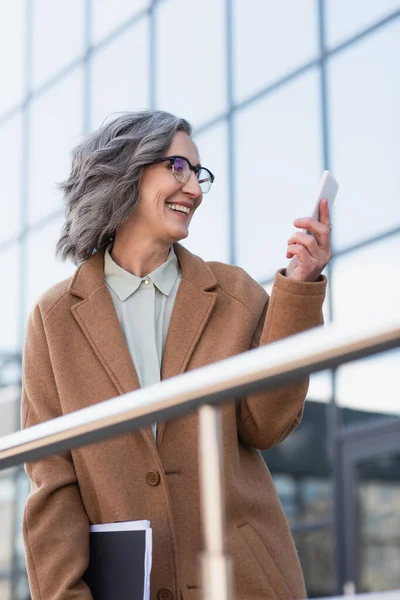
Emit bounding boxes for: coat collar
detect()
[104,245,180,300]
[68,243,217,299]
[68,243,218,448]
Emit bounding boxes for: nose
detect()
[181,170,203,199]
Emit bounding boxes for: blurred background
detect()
[0,1,399,598]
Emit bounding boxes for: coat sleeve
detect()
[21,303,93,600]
[237,269,327,450]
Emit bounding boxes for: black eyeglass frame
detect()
[148,155,215,192]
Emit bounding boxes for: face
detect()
[128,131,204,246]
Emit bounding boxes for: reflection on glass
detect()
[0,2,25,114]
[357,453,400,592]
[233,0,318,103]
[328,20,400,250]
[28,68,84,226]
[32,0,85,89]
[0,475,14,573]
[183,122,229,263]
[294,527,334,597]
[91,0,151,43]
[0,246,20,353]
[90,18,150,130]
[325,0,400,48]
[155,0,226,127]
[25,218,75,323]
[0,113,22,243]
[234,69,322,282]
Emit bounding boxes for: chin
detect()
[168,226,189,243]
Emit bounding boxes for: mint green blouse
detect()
[104,246,181,439]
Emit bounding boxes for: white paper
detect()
[90,520,150,532]
[90,520,152,600]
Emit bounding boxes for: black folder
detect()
[84,522,152,600]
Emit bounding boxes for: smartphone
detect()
[305,171,339,234]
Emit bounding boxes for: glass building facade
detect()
[0,1,399,598]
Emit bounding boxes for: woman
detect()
[22,110,330,600]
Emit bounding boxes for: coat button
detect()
[157,588,174,600]
[146,471,161,486]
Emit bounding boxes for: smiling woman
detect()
[22,110,330,600]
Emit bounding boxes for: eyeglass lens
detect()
[172,157,212,193]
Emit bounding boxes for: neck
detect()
[110,223,172,278]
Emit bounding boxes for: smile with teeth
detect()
[167,203,190,215]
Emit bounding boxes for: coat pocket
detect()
[237,523,294,600]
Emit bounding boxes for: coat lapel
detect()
[161,279,217,380]
[161,243,218,380]
[71,285,140,395]
[68,249,156,450]
[69,248,140,396]
[157,244,218,441]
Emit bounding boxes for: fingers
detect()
[318,197,331,226]
[293,200,331,247]
[286,243,314,261]
[287,231,320,258]
[286,198,333,281]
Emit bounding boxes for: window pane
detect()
[0,113,22,243]
[14,573,30,600]
[357,455,400,593]
[0,579,11,600]
[91,0,150,44]
[332,236,399,326]
[155,0,226,128]
[333,235,400,418]
[28,68,84,226]
[90,18,150,130]
[183,122,230,263]
[294,527,335,597]
[273,475,333,527]
[0,385,20,437]
[25,218,75,321]
[0,475,14,573]
[307,370,333,403]
[233,0,318,103]
[234,69,322,282]
[326,0,400,48]
[265,401,332,487]
[337,349,400,421]
[328,21,400,250]
[0,0,25,114]
[0,245,20,353]
[32,0,85,89]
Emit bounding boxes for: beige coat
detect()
[22,244,326,600]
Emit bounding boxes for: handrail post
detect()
[198,404,233,600]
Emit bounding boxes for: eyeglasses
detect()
[149,155,215,194]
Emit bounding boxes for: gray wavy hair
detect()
[56,110,192,264]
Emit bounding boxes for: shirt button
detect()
[157,589,174,600]
[143,278,150,285]
[146,471,161,486]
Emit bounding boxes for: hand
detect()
[285,198,332,282]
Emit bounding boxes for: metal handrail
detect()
[1,316,399,469]
[1,316,399,600]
